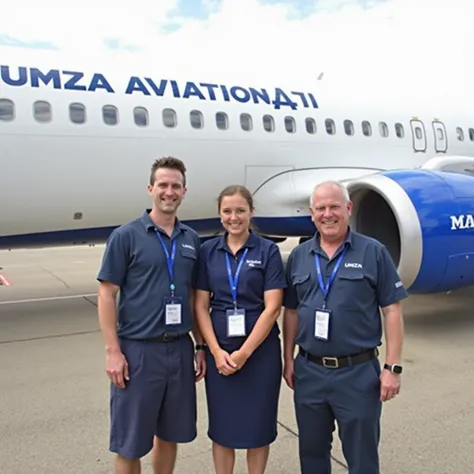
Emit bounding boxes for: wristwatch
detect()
[195,344,207,351]
[384,363,403,374]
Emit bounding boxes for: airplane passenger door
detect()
[432,120,448,153]
[410,119,427,152]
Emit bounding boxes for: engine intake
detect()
[347,169,474,293]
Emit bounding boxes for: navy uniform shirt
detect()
[283,228,408,357]
[196,232,287,339]
[97,210,200,340]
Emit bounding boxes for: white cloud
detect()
[0,1,179,53]
[1,0,473,93]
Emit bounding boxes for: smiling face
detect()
[310,182,352,243]
[219,190,254,238]
[147,167,187,215]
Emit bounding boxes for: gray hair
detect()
[309,180,350,208]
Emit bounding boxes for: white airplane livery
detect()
[1,45,474,295]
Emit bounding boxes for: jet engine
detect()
[347,169,474,293]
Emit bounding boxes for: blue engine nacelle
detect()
[346,169,474,294]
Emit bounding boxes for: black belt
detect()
[124,333,187,343]
[299,347,378,369]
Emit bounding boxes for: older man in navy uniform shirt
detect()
[283,180,407,474]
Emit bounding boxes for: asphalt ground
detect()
[1,240,473,473]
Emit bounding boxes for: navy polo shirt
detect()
[283,228,408,357]
[196,231,287,314]
[97,210,200,339]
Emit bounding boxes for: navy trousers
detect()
[294,353,382,474]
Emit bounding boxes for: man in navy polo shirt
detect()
[97,156,206,474]
[282,180,408,474]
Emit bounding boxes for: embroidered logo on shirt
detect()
[344,262,362,268]
[395,280,404,288]
[182,244,195,251]
[246,259,262,267]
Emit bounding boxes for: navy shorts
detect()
[109,335,197,459]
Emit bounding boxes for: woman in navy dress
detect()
[195,185,286,474]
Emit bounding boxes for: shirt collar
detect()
[217,230,258,252]
[309,226,353,254]
[140,209,184,236]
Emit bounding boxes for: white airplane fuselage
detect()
[1,46,474,294]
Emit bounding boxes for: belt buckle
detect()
[322,356,339,368]
[163,333,172,342]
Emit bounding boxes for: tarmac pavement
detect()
[1,240,473,473]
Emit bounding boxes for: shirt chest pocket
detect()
[291,273,313,302]
[336,269,372,308]
[337,269,364,282]
[180,249,197,271]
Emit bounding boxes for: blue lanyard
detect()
[315,246,348,309]
[156,231,177,295]
[225,248,249,309]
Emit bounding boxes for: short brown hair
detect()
[217,185,254,211]
[149,157,187,187]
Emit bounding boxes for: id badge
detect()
[164,296,182,325]
[226,308,246,337]
[314,309,331,340]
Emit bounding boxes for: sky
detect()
[0,0,473,89]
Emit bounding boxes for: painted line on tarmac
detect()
[277,421,348,469]
[0,293,97,305]
[0,329,101,345]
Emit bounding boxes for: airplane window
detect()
[325,118,335,135]
[0,98,14,121]
[379,122,389,137]
[33,101,51,123]
[163,108,177,128]
[103,105,118,126]
[437,128,444,140]
[240,113,252,131]
[190,110,203,129]
[69,102,86,124]
[263,115,274,132]
[395,123,404,138]
[344,120,354,136]
[456,127,464,141]
[285,116,296,133]
[469,128,474,142]
[362,121,372,136]
[216,112,228,130]
[134,107,148,127]
[415,127,422,140]
[305,118,316,134]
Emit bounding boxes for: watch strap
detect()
[384,363,402,374]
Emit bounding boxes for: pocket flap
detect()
[180,249,197,260]
[292,273,311,285]
[338,270,364,280]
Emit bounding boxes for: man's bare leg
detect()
[151,436,178,474]
[115,455,141,474]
